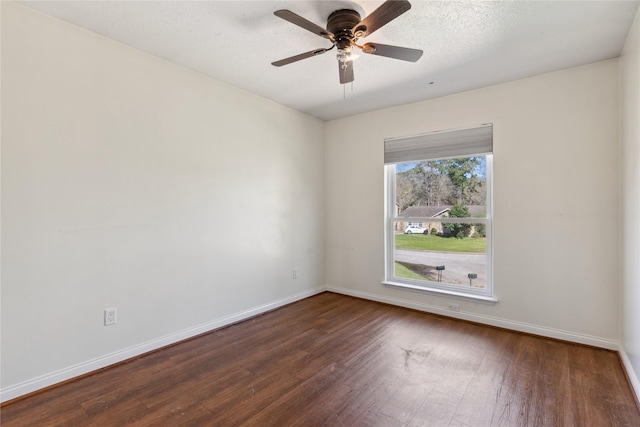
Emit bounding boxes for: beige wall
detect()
[1,2,325,396]
[325,59,620,346]
[620,6,640,396]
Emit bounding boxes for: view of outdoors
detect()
[393,156,489,289]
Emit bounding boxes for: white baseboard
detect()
[619,346,640,405]
[0,286,325,404]
[326,285,619,350]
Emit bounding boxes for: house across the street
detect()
[396,205,486,235]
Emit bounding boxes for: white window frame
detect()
[383,125,496,302]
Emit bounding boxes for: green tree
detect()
[396,156,486,214]
[443,204,472,238]
[432,157,484,205]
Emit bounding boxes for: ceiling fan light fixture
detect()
[337,48,355,64]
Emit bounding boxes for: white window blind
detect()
[384,123,493,164]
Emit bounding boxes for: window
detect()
[384,124,495,301]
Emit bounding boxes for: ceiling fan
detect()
[271,0,423,84]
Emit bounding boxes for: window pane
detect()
[395,157,487,214]
[394,223,487,289]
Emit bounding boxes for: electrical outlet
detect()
[447,303,460,312]
[292,268,298,279]
[104,308,117,326]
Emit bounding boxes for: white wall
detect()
[620,7,640,396]
[1,2,325,397]
[325,60,620,347]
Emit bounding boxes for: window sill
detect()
[382,280,498,303]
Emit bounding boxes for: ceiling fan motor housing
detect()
[327,9,362,49]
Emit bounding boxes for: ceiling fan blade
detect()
[272,48,330,67]
[361,42,423,62]
[338,60,354,84]
[353,0,411,38]
[274,10,333,39]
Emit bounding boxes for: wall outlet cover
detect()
[104,308,118,325]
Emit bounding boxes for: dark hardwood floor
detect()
[2,292,639,426]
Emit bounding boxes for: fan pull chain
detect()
[342,81,355,99]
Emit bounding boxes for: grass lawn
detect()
[395,262,426,280]
[395,233,486,253]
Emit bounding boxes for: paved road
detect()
[395,249,486,287]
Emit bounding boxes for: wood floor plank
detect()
[2,292,639,426]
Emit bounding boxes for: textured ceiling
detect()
[18,1,640,120]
